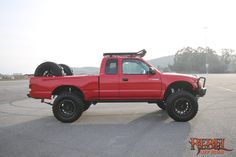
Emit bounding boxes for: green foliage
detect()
[220,49,236,72]
[170,47,235,73]
[227,54,236,73]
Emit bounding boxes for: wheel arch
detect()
[52,85,85,100]
[164,81,194,100]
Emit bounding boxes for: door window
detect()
[122,59,149,74]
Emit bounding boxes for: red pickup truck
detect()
[28,50,206,123]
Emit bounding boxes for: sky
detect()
[0,0,236,74]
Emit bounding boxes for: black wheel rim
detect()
[58,100,76,118]
[173,98,192,116]
[43,68,53,76]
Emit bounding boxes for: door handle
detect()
[122,78,128,81]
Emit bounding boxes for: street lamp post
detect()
[204,26,208,74]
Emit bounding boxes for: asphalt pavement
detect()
[0,74,236,157]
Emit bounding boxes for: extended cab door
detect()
[119,58,162,100]
[99,58,120,99]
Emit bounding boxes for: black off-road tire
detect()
[157,101,166,110]
[34,62,63,77]
[83,102,91,111]
[59,64,73,76]
[52,92,84,123]
[166,91,198,122]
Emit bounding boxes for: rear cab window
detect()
[105,59,118,75]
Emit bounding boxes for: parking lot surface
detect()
[0,74,236,157]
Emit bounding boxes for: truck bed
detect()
[29,75,100,100]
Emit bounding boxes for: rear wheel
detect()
[52,92,84,123]
[166,91,198,122]
[83,102,91,111]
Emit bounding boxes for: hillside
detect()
[72,67,99,75]
[147,55,174,69]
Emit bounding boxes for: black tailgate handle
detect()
[122,78,128,81]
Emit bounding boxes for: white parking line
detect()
[218,87,236,92]
[208,84,236,92]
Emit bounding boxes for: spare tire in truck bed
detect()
[34,62,63,77]
[59,64,73,76]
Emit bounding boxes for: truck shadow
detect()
[125,110,191,157]
[0,110,191,157]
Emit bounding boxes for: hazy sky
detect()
[0,0,236,74]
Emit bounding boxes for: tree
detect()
[220,49,236,72]
[170,47,197,73]
[228,55,236,73]
[170,47,227,73]
[204,47,227,73]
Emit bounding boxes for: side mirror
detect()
[148,67,156,75]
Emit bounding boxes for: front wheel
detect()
[166,91,198,122]
[157,101,166,110]
[52,92,84,123]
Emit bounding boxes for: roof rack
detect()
[103,49,147,58]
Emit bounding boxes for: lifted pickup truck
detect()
[28,49,206,123]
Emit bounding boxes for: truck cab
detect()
[99,55,162,101]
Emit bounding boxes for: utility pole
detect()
[204,26,209,74]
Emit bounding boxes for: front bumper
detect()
[196,77,207,97]
[196,87,207,97]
